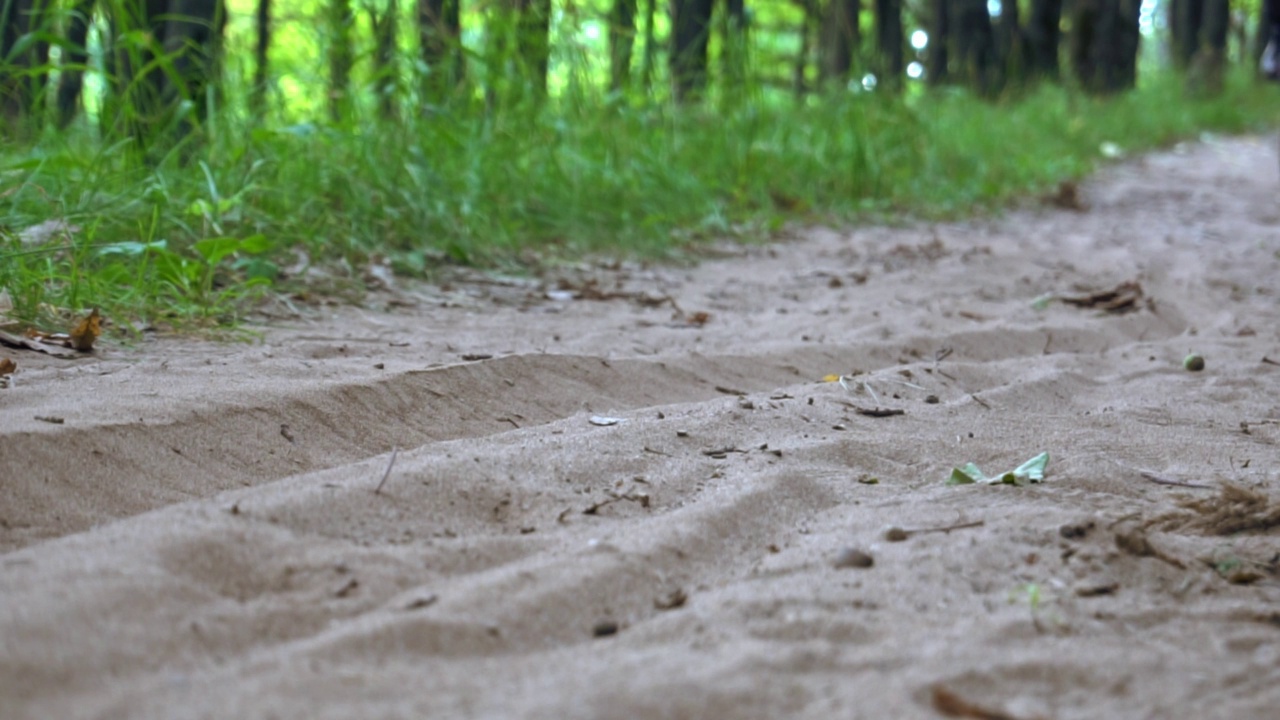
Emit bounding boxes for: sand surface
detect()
[2,135,1280,720]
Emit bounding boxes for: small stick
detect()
[1139,470,1213,490]
[856,406,905,417]
[374,447,399,494]
[886,519,985,541]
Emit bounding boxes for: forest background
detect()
[0,0,1278,330]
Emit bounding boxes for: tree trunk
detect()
[950,0,1000,95]
[57,0,98,127]
[996,0,1025,85]
[251,0,271,118]
[0,0,52,128]
[1070,0,1140,94]
[640,0,657,93]
[927,0,950,85]
[369,0,399,120]
[1024,0,1062,79]
[328,0,355,122]
[1188,0,1228,94]
[417,0,463,103]
[609,0,637,91]
[795,0,817,96]
[670,0,714,101]
[874,0,903,89]
[819,0,860,85]
[1169,0,1203,69]
[103,0,225,148]
[515,0,552,97]
[721,0,748,93]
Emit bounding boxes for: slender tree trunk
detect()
[640,0,657,93]
[670,0,714,101]
[515,0,552,96]
[1115,0,1141,89]
[109,0,176,140]
[951,0,1000,95]
[721,0,747,93]
[1025,0,1062,80]
[927,0,950,85]
[156,0,226,139]
[0,0,52,128]
[609,0,637,91]
[795,0,817,96]
[996,0,1025,85]
[1070,0,1140,94]
[1188,0,1228,93]
[328,0,355,122]
[57,0,98,127]
[417,0,463,103]
[819,0,860,85]
[251,0,271,118]
[874,0,903,89]
[369,0,399,119]
[100,0,225,151]
[1169,0,1203,69]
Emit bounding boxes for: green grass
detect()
[2,70,1278,332]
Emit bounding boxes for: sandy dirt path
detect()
[2,135,1279,720]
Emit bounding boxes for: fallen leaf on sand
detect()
[682,310,711,326]
[0,358,14,374]
[69,308,101,352]
[948,452,1049,486]
[932,684,1044,720]
[0,329,79,357]
[1042,180,1088,211]
[1060,280,1145,314]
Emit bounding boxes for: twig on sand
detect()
[1139,470,1214,490]
[374,447,399,494]
[884,519,985,542]
[931,684,1044,720]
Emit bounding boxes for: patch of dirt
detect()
[2,135,1280,719]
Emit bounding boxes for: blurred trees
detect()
[0,0,1270,149]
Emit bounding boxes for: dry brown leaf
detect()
[0,329,78,357]
[1061,280,1145,314]
[931,685,1046,720]
[69,308,101,352]
[0,357,15,374]
[1042,180,1088,211]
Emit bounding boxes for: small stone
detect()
[593,621,619,637]
[833,547,874,569]
[882,526,909,542]
[924,395,940,404]
[1059,521,1094,540]
[654,588,688,610]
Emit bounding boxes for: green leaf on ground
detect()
[947,452,1050,486]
